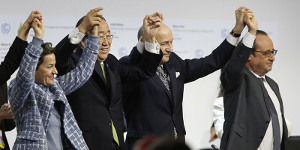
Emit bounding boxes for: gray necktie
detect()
[261,78,281,150]
[156,65,170,91]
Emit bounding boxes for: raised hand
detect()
[244,10,257,35]
[18,11,43,41]
[32,18,45,39]
[143,12,163,43]
[232,7,249,34]
[89,24,99,37]
[78,7,103,34]
[0,103,14,120]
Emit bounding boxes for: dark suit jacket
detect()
[220,42,288,150]
[54,36,162,150]
[0,84,16,150]
[0,37,27,86]
[120,39,235,146]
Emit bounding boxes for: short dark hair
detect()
[252,30,269,55]
[36,42,55,70]
[137,26,143,41]
[75,16,107,28]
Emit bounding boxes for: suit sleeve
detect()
[182,39,235,83]
[0,37,27,86]
[120,47,162,82]
[54,35,78,76]
[220,41,252,93]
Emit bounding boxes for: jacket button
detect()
[109,123,112,126]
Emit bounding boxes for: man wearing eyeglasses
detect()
[220,10,288,150]
[54,8,163,150]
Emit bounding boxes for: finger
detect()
[95,12,103,18]
[32,18,40,28]
[90,11,103,18]
[152,22,161,28]
[27,11,42,24]
[156,12,163,20]
[92,7,103,12]
[143,15,149,25]
[92,20,101,26]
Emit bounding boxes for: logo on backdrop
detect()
[118,47,128,57]
[1,23,11,34]
[221,29,229,39]
[194,49,204,58]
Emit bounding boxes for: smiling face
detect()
[35,53,58,86]
[246,34,275,76]
[156,24,173,65]
[97,20,112,62]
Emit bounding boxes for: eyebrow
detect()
[99,30,111,34]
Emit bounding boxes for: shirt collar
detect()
[248,68,266,80]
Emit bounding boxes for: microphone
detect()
[211,144,220,150]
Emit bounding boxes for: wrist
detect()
[17,32,26,41]
[144,36,156,44]
[248,29,257,35]
[232,24,244,34]
[78,25,87,34]
[34,34,43,39]
[230,30,241,38]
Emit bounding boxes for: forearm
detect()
[59,35,100,95]
[221,32,255,92]
[1,119,15,131]
[137,50,162,78]
[10,37,43,107]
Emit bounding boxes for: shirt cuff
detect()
[68,28,85,44]
[242,32,256,48]
[136,39,145,54]
[145,41,160,54]
[226,34,239,46]
[32,37,43,47]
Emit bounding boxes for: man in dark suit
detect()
[54,8,163,150]
[120,7,249,149]
[220,10,288,150]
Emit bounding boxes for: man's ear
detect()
[248,53,254,61]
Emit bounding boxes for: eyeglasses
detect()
[253,49,278,57]
[99,35,113,42]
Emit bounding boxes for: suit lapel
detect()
[248,70,272,117]
[153,74,172,100]
[105,62,115,105]
[152,65,172,102]
[94,61,110,94]
[94,61,106,83]
[165,63,177,107]
[265,76,284,112]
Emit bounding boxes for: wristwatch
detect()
[230,30,241,37]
